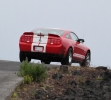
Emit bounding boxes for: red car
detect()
[19,28,91,66]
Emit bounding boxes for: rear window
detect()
[32,28,64,36]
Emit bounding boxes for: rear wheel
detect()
[80,52,90,67]
[19,51,31,62]
[61,48,73,65]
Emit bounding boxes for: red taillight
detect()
[48,38,61,45]
[20,36,33,43]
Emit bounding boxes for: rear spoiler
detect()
[48,33,60,37]
[23,32,60,37]
[23,32,34,35]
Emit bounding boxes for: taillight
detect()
[20,36,33,43]
[48,38,61,45]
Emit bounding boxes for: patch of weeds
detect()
[24,75,33,84]
[97,76,103,80]
[12,92,18,98]
[17,59,48,83]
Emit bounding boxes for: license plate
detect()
[35,46,43,51]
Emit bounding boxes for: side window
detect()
[66,34,71,39]
[70,32,78,41]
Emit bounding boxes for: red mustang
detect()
[19,28,91,66]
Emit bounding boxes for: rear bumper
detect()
[19,42,31,52]
[21,51,64,62]
[46,44,64,54]
[19,42,65,55]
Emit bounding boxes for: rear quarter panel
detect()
[61,37,74,56]
[82,44,91,56]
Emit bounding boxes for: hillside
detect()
[11,65,111,100]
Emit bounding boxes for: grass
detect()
[17,59,48,83]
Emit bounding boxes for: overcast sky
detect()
[0,0,111,67]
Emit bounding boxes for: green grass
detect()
[18,59,48,83]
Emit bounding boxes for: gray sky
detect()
[0,0,111,67]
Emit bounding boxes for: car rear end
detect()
[19,28,65,62]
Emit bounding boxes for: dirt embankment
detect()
[12,66,111,100]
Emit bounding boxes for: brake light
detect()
[20,36,33,43]
[48,38,61,45]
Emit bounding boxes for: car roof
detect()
[32,28,72,33]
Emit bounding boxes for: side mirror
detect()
[77,39,85,43]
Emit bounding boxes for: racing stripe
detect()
[73,53,85,59]
[31,35,48,52]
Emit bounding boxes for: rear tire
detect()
[61,48,73,65]
[19,51,31,62]
[80,52,90,67]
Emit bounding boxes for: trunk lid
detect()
[22,32,61,44]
